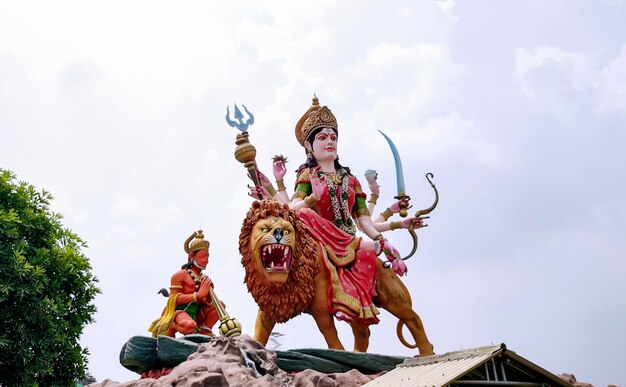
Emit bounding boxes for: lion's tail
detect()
[396,320,418,349]
[396,280,418,349]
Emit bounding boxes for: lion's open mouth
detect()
[261,243,292,272]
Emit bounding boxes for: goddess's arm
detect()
[372,198,410,222]
[272,156,290,204]
[357,214,384,240]
[273,189,289,204]
[289,168,324,211]
[290,184,319,211]
[367,201,377,218]
[372,216,429,232]
[288,181,309,211]
[364,171,380,215]
[249,170,290,204]
[352,191,382,240]
[352,189,406,275]
[357,214,407,275]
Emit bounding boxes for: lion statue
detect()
[239,200,434,355]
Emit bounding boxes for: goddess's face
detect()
[307,127,338,163]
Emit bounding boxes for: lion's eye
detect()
[283,230,290,235]
[261,228,269,233]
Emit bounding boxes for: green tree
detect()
[0,169,100,386]
[78,372,97,386]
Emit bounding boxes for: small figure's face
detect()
[194,249,209,270]
[307,127,337,163]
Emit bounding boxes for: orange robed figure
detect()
[149,230,224,337]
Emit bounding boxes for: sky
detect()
[1,1,625,385]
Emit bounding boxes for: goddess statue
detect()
[252,96,427,326]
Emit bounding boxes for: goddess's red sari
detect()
[295,168,380,325]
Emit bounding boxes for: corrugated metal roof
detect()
[364,345,501,387]
[364,344,573,387]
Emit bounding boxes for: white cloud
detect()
[514,46,595,93]
[409,114,501,166]
[434,0,459,22]
[346,42,465,126]
[354,113,501,172]
[515,45,626,120]
[596,45,626,114]
[111,195,184,224]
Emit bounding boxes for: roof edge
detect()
[502,348,574,387]
[400,343,506,367]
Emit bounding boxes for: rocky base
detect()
[95,334,406,387]
[92,336,605,387]
[558,373,613,387]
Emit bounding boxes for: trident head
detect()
[225,104,255,132]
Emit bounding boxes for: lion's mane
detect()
[239,200,319,323]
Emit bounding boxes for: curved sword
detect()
[378,130,407,199]
[379,130,439,265]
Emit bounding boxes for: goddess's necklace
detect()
[319,171,343,184]
[318,168,355,235]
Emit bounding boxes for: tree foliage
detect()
[0,169,100,386]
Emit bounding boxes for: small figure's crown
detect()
[295,95,338,147]
[184,230,209,255]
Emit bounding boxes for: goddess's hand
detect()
[401,216,429,229]
[390,198,412,214]
[365,172,380,195]
[391,259,408,277]
[248,185,270,200]
[272,156,287,180]
[310,166,326,201]
[382,240,407,276]
[256,170,271,188]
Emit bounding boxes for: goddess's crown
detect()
[295,95,338,147]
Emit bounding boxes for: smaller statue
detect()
[149,230,228,338]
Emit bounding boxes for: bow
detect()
[402,172,438,260]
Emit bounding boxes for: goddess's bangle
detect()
[373,233,384,241]
[266,184,277,197]
[390,221,402,230]
[368,193,379,205]
[381,208,393,221]
[192,292,198,303]
[376,238,386,256]
[304,195,318,208]
[276,179,286,192]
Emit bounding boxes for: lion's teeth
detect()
[268,245,272,254]
[284,249,288,258]
[270,262,275,270]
